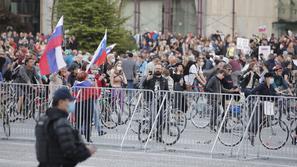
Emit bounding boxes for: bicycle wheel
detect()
[190,102,210,128]
[3,109,11,137]
[100,104,118,129]
[161,122,180,146]
[130,107,149,134]
[171,109,187,134]
[259,119,289,150]
[218,117,244,147]
[138,118,151,143]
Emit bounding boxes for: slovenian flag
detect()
[86,30,107,71]
[39,16,66,75]
[106,43,116,55]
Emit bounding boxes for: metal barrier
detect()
[0,82,51,140]
[0,82,297,161]
[140,90,244,157]
[69,86,155,149]
[237,95,297,160]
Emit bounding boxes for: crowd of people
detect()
[1,29,297,142]
[1,30,296,94]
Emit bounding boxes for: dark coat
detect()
[35,108,91,167]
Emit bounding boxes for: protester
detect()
[73,71,96,142]
[1,28,297,150]
[35,87,96,167]
[248,72,277,145]
[122,52,137,89]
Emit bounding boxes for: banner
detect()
[258,46,271,60]
[236,37,250,54]
[258,25,267,33]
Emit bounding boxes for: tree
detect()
[55,0,136,53]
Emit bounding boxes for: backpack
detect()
[35,114,60,162]
[184,61,196,75]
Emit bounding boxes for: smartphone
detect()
[148,71,153,75]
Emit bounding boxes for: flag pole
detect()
[73,29,108,106]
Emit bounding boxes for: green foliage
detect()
[55,0,136,53]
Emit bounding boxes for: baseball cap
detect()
[53,87,75,102]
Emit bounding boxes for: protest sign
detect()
[258,46,271,60]
[236,37,250,54]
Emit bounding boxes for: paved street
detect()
[0,138,297,167]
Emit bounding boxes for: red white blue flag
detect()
[39,16,66,75]
[87,30,107,71]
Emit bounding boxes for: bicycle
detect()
[7,85,48,123]
[99,89,131,129]
[217,100,244,147]
[188,93,211,129]
[257,100,289,150]
[138,93,181,146]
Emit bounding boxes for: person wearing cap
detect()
[35,87,96,167]
[272,65,293,95]
[248,72,277,146]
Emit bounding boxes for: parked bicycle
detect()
[138,93,181,146]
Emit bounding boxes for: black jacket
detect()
[35,108,91,167]
[205,75,222,93]
[251,82,276,96]
[142,75,168,101]
[143,75,169,91]
[240,71,260,89]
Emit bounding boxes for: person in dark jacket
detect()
[35,87,96,167]
[67,64,79,87]
[240,63,260,96]
[205,69,225,131]
[142,64,168,142]
[248,72,276,146]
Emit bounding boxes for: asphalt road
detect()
[0,139,296,167]
[1,106,297,167]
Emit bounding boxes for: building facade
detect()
[1,0,296,37]
[121,0,292,37]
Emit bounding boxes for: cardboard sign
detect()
[258,46,271,60]
[237,38,249,50]
[237,38,250,54]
